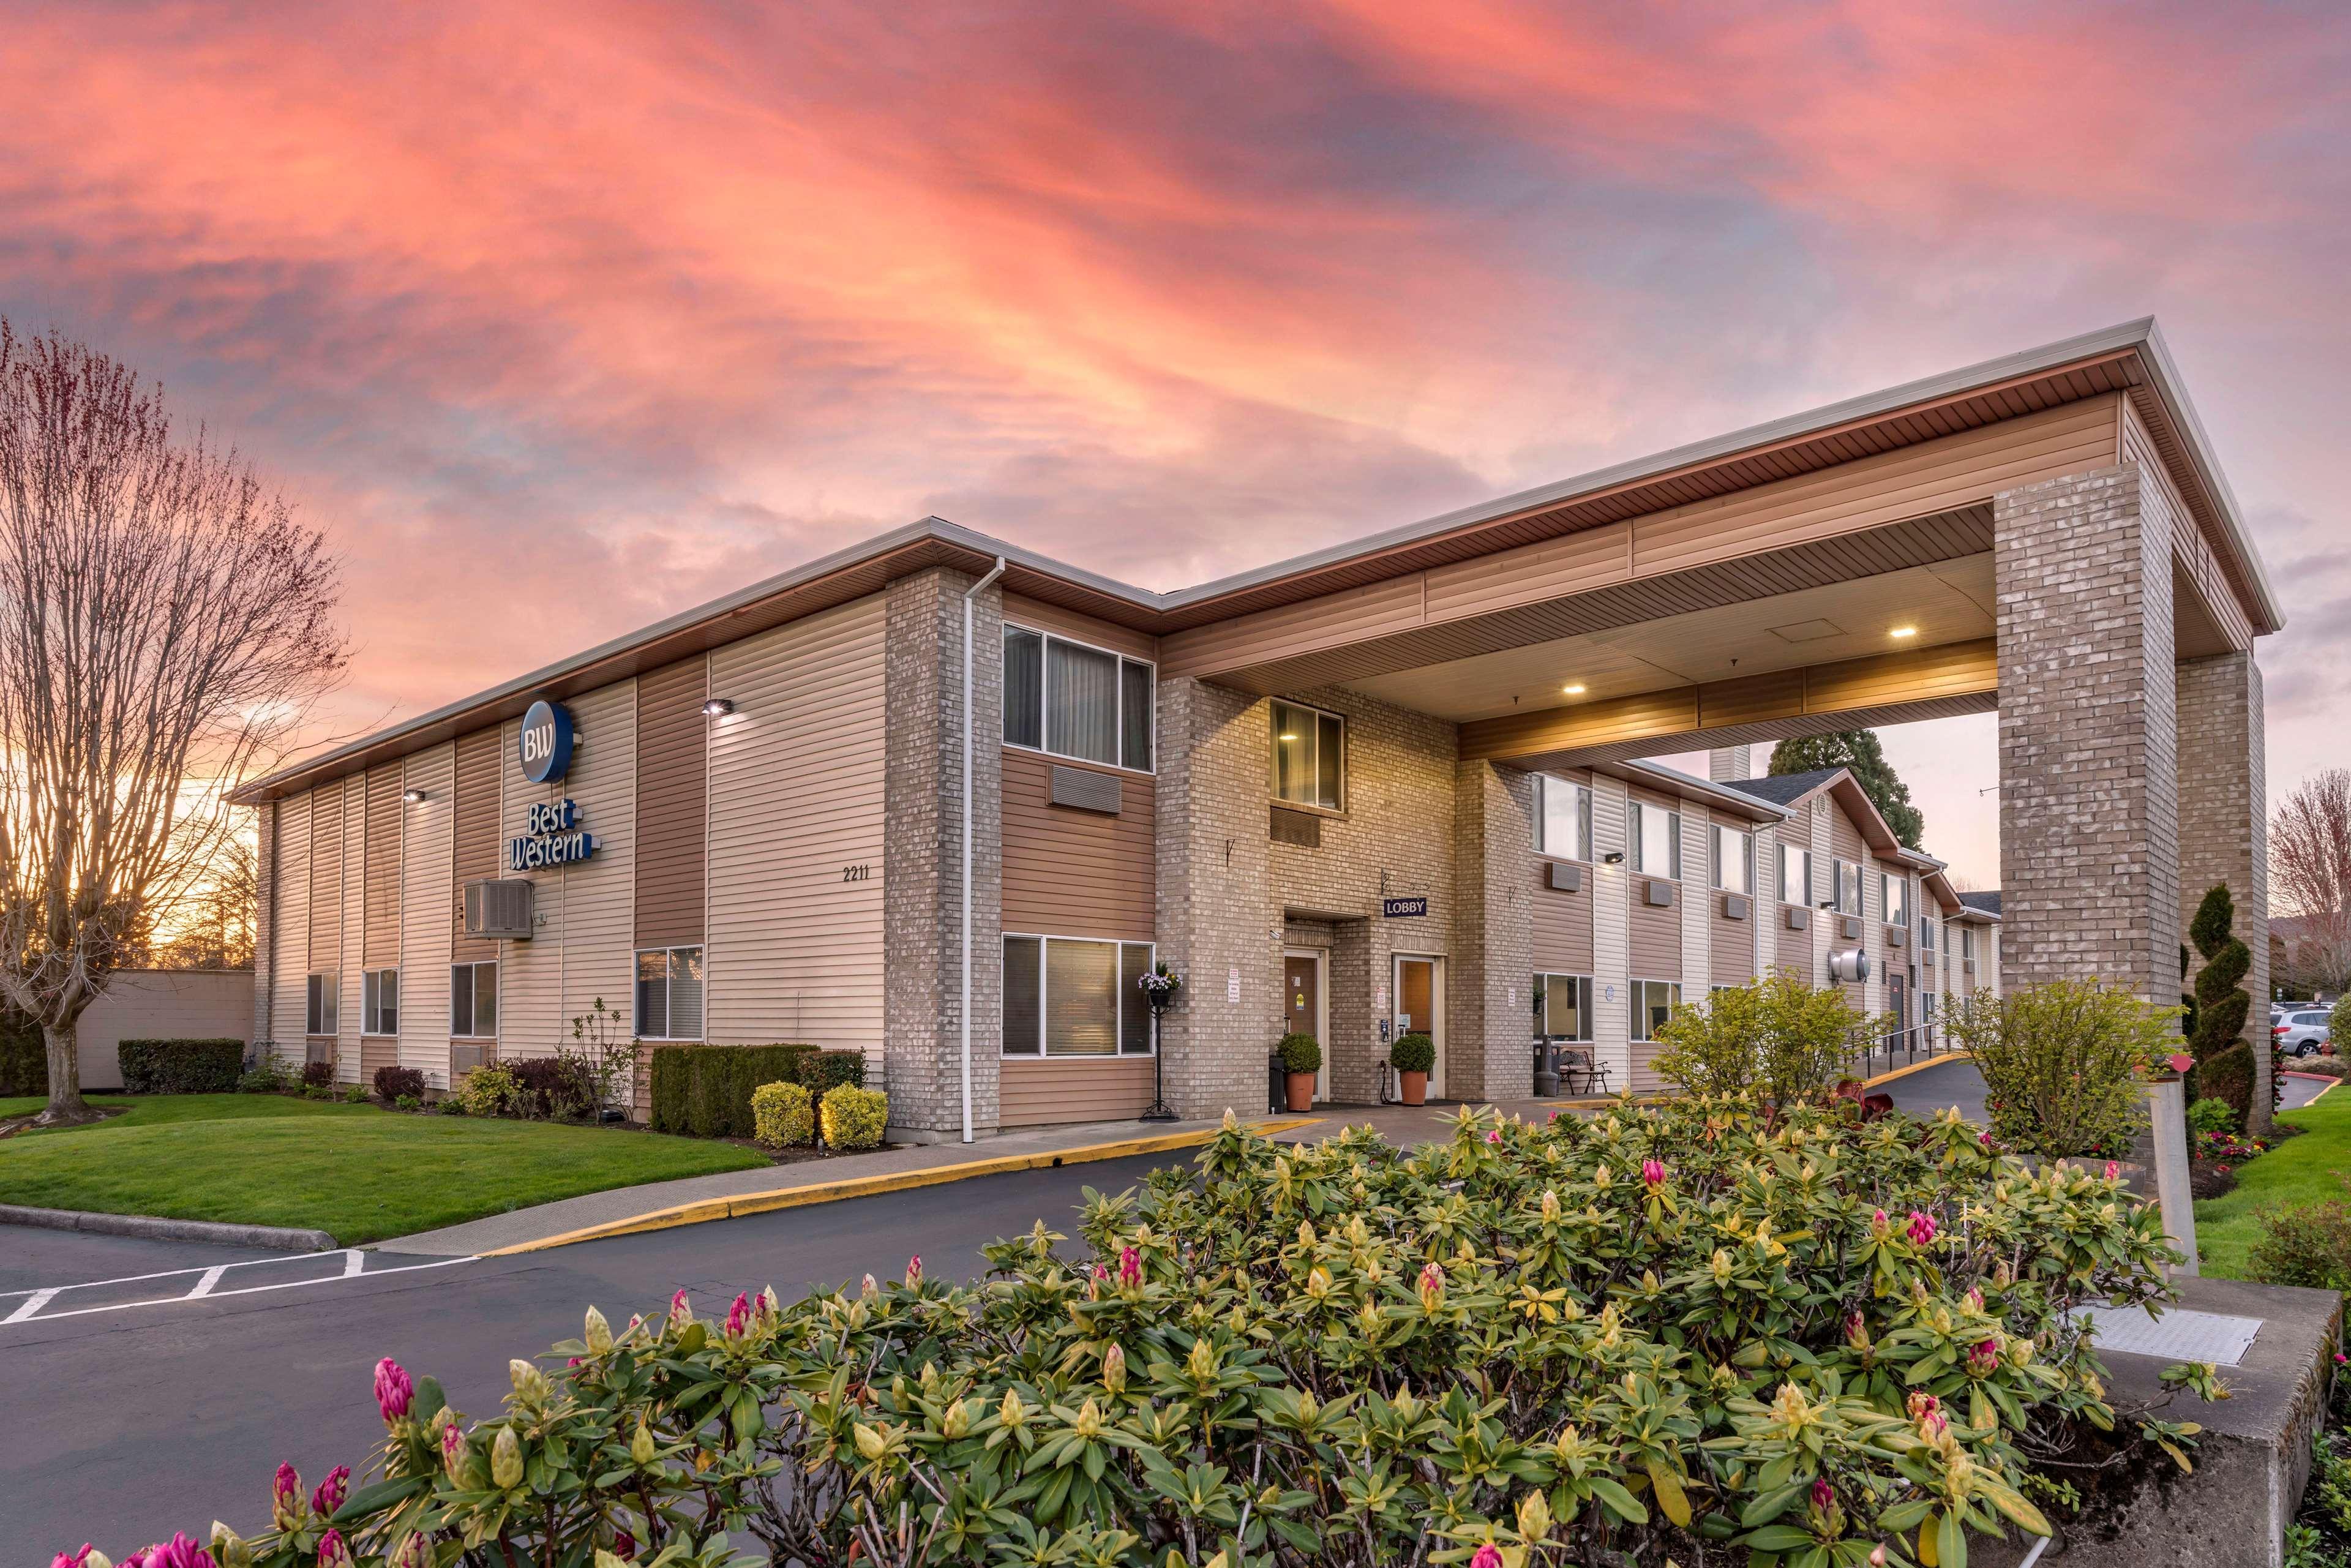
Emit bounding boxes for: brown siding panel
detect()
[1711,900,1757,983]
[451,727,503,964]
[308,778,343,981]
[1000,1056,1155,1127]
[1531,868,1594,973]
[635,655,709,949]
[1002,593,1160,662]
[364,765,402,966]
[1628,882,1681,976]
[1002,748,1155,940]
[1775,917,1811,979]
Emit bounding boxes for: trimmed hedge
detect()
[751,1079,814,1149]
[819,1082,888,1149]
[373,1064,426,1101]
[118,1037,244,1094]
[648,1043,868,1137]
[0,1006,43,1096]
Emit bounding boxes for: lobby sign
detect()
[509,797,598,871]
[518,699,576,784]
[1382,896,1428,918]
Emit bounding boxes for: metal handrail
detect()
[1856,1016,1951,1070]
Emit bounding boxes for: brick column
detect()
[1155,676,1275,1119]
[1452,759,1535,1101]
[1994,465,2180,1002]
[2177,649,2270,1129]
[883,568,1003,1141]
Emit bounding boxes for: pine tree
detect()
[1766,730,1925,849]
[2188,882,2260,1131]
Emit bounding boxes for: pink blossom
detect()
[725,1292,752,1338]
[51,1548,98,1568]
[1962,1286,1984,1313]
[1978,1130,1992,1146]
[2335,1352,2347,1366]
[317,1528,351,1568]
[126,1537,214,1568]
[1485,1129,1502,1145]
[905,1255,923,1288]
[1968,1340,2001,1375]
[440,1422,469,1481]
[1469,1546,1505,1568]
[1418,1260,1445,1311]
[1906,1210,1938,1247]
[312,1463,350,1515]
[1548,1109,1561,1122]
[2105,1160,2121,1180]
[568,1357,584,1368]
[272,1462,304,1529]
[1641,1158,1666,1187]
[1810,1477,1835,1512]
[1844,1310,1868,1346]
[373,1357,414,1423]
[667,1288,692,1327]
[613,1531,636,1558]
[1118,1245,1142,1288]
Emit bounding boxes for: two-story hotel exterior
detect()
[233,319,2274,1138]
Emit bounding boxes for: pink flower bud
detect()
[1870,1548,1888,1568]
[1963,1286,1984,1313]
[906,1255,923,1288]
[1485,1128,1502,1145]
[51,1547,97,1568]
[1906,1210,1938,1247]
[271,1463,303,1529]
[317,1528,350,1568]
[613,1531,635,1559]
[1641,1158,1666,1187]
[133,1538,212,1568]
[1810,1477,1834,1512]
[311,1464,350,1516]
[373,1357,413,1424]
[1978,1130,1992,1146]
[1470,1545,1505,1568]
[1118,1245,1142,1288]
[725,1292,752,1338]
[440,1422,469,1484]
[2105,1160,2120,1180]
[1844,1310,1868,1347]
[667,1288,692,1327]
[1419,1260,1445,1311]
[1968,1339,2000,1375]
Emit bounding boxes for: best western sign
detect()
[509,798,597,870]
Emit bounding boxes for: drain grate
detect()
[2076,1304,2264,1367]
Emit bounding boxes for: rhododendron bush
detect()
[65,1099,2215,1568]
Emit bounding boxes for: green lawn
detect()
[0,1093,767,1245]
[2195,1089,2350,1280]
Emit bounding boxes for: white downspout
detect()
[961,557,1007,1144]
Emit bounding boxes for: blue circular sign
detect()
[518,699,574,784]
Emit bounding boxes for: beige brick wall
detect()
[2176,648,2270,1120]
[1995,465,2181,1002]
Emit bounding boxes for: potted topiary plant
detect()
[1276,1032,1320,1112]
[1391,1031,1434,1105]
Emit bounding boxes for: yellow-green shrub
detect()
[749,1079,813,1150]
[452,1062,523,1118]
[819,1082,887,1149]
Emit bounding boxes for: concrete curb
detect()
[0,1203,337,1253]
[481,1117,1322,1256]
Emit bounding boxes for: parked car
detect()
[2273,1009,2333,1057]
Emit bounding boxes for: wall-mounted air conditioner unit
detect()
[1644,879,1674,908]
[465,878,535,939]
[1888,926,1907,948]
[1784,906,1810,931]
[1838,913,1862,941]
[1545,861,1584,894]
[1722,893,1750,920]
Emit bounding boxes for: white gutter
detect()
[960,557,1008,1144]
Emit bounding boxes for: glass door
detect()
[1392,955,1444,1099]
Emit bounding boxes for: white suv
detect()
[2273,1009,2334,1057]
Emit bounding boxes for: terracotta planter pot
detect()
[1284,1071,1316,1112]
[1398,1070,1428,1106]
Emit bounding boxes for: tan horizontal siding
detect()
[1530,868,1594,973]
[1829,807,1866,866]
[308,776,343,973]
[271,793,310,1057]
[707,595,888,1057]
[451,726,503,964]
[1775,918,1811,979]
[399,743,456,1082]
[1002,748,1155,941]
[999,1055,1155,1128]
[561,679,638,1033]
[635,655,708,948]
[1002,593,1160,661]
[364,764,402,966]
[1629,883,1681,976]
[1711,901,1757,983]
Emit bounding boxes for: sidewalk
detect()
[377,1098,1573,1258]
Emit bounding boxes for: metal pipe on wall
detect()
[961,557,1007,1144]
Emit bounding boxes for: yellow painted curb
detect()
[485,1117,1321,1256]
[1862,1051,1973,1090]
[2309,1079,2338,1105]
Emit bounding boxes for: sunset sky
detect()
[4,0,2346,887]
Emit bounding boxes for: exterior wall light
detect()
[1889,625,1918,639]
[1562,683,1587,696]
[402,788,429,803]
[1601,850,1625,865]
[702,697,735,716]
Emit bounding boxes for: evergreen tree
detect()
[1766,730,1925,849]
[2189,882,2262,1132]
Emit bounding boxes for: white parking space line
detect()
[0,1250,479,1324]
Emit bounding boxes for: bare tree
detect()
[146,833,260,971]
[2273,769,2351,995]
[0,322,345,1125]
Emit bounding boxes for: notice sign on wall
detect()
[1382,896,1429,918]
[509,798,598,871]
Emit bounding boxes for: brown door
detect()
[1284,951,1323,1101]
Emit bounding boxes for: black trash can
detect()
[1267,1051,1285,1116]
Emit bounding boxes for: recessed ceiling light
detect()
[1889,625,1918,640]
[1277,732,1299,742]
[1562,683,1587,696]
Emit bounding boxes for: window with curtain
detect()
[1270,699,1344,811]
[1002,934,1157,1057]
[306,972,338,1036]
[634,947,703,1040]
[1712,824,1752,894]
[1630,979,1682,1041]
[1630,801,1681,879]
[1535,775,1591,861]
[1002,625,1156,771]
[450,962,498,1038]
[1536,973,1592,1040]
